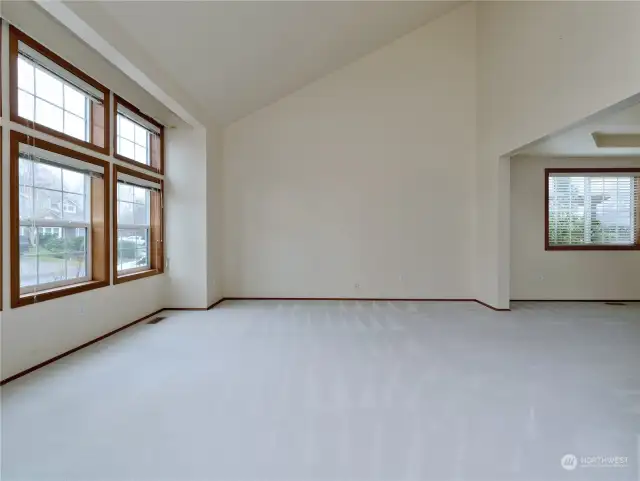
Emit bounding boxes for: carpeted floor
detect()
[2,300,639,481]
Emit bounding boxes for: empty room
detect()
[1,1,639,480]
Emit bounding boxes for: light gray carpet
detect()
[2,300,639,481]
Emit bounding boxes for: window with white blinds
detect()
[547,171,640,248]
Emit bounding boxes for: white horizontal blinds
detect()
[117,172,161,191]
[548,173,639,246]
[18,41,104,103]
[19,143,104,177]
[117,104,161,134]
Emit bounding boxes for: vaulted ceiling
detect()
[65,1,463,126]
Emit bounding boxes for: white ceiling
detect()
[67,1,463,126]
[516,99,640,158]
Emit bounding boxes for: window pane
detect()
[20,255,38,288]
[135,145,148,164]
[18,57,35,94]
[34,163,62,190]
[35,99,63,132]
[62,193,86,222]
[118,201,134,225]
[64,112,86,141]
[118,115,135,141]
[118,183,134,203]
[118,138,135,159]
[133,203,149,225]
[548,175,637,246]
[64,85,86,117]
[118,228,148,272]
[34,188,62,220]
[18,90,35,121]
[133,187,148,204]
[134,125,148,147]
[62,169,85,194]
[66,252,87,280]
[19,186,33,219]
[136,248,149,268]
[19,157,34,186]
[35,68,63,106]
[63,227,87,252]
[38,253,66,285]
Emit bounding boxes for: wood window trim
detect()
[545,167,640,251]
[113,94,164,175]
[9,26,111,156]
[113,163,164,285]
[10,131,110,308]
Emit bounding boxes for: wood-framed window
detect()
[113,164,164,284]
[113,95,164,174]
[9,26,110,156]
[10,131,110,308]
[546,168,640,251]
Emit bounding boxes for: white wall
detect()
[223,4,476,299]
[0,3,174,380]
[163,124,208,309]
[475,1,640,308]
[206,123,224,306]
[510,156,640,300]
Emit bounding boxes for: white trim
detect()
[117,265,150,276]
[117,104,161,134]
[118,223,150,230]
[117,173,161,190]
[19,143,104,175]
[18,42,104,102]
[20,219,89,229]
[20,276,92,296]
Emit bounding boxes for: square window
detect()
[114,96,164,173]
[12,27,109,152]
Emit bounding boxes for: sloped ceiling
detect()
[516,100,640,158]
[65,1,464,126]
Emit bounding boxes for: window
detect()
[11,132,110,308]
[114,95,164,174]
[10,26,110,154]
[113,164,163,283]
[546,169,640,250]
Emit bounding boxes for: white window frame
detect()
[17,54,93,142]
[18,155,93,294]
[547,171,639,248]
[116,181,151,275]
[116,112,151,166]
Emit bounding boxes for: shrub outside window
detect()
[546,169,640,250]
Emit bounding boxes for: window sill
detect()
[546,245,640,251]
[13,280,109,308]
[114,268,162,285]
[113,153,162,175]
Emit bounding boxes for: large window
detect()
[546,169,640,250]
[10,26,110,154]
[114,95,164,174]
[113,164,163,283]
[11,132,110,308]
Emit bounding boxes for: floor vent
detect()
[147,316,167,324]
[605,302,626,306]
